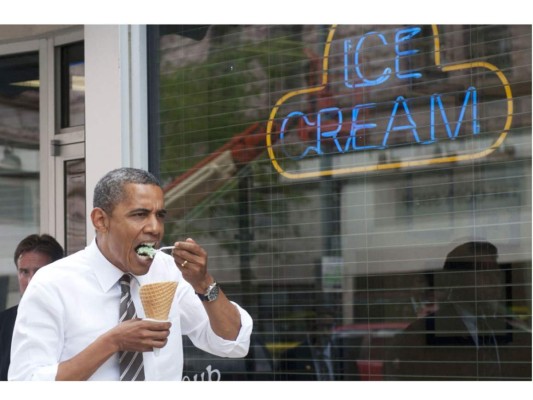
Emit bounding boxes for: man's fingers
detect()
[141,320,171,331]
[152,338,169,349]
[148,328,171,340]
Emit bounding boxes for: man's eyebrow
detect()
[128,208,167,216]
[129,207,151,214]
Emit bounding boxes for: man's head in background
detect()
[439,241,504,315]
[14,234,64,295]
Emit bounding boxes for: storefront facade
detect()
[0,24,531,380]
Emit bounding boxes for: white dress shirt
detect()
[8,239,252,381]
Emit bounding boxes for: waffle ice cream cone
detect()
[139,281,178,320]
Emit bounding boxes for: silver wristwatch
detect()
[196,281,219,302]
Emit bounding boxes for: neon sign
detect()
[266,25,513,179]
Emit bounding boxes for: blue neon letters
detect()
[279,26,480,160]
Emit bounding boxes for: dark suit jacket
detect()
[0,305,17,381]
[384,305,531,380]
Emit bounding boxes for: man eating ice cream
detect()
[9,167,252,381]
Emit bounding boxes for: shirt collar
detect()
[88,238,130,293]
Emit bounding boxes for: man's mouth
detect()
[135,243,157,259]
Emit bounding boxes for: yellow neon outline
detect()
[266,25,513,180]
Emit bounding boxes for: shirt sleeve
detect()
[178,283,253,358]
[8,278,63,381]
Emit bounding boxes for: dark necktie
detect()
[119,274,145,381]
[478,316,502,376]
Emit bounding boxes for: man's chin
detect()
[128,259,153,275]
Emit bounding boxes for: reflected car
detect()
[330,322,409,380]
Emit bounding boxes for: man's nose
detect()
[145,214,163,233]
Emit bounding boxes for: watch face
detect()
[206,284,219,301]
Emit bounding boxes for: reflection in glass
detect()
[64,159,86,255]
[0,51,40,280]
[384,242,522,380]
[59,42,85,128]
[152,25,532,381]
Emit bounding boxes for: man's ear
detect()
[91,207,109,233]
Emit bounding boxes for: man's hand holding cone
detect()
[140,281,178,355]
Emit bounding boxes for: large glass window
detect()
[149,25,531,381]
[0,51,40,310]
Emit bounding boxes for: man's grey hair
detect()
[93,167,161,214]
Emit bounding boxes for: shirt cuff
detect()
[206,301,253,357]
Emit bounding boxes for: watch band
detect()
[196,281,219,302]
